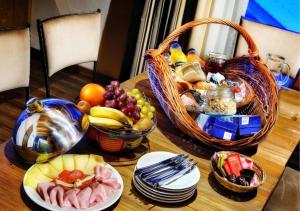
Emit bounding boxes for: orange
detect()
[79,83,105,106]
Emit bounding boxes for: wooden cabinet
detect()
[0,0,31,28]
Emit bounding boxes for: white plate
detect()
[133,178,195,203]
[136,151,200,190]
[23,162,123,211]
[133,177,195,200]
[133,175,196,197]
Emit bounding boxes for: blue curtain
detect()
[245,0,300,34]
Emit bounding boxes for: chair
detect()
[37,9,101,97]
[0,27,30,101]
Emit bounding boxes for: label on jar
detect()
[241,117,249,125]
[223,132,232,140]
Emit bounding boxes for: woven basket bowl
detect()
[91,116,156,153]
[210,151,265,193]
[145,18,278,150]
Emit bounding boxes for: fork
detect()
[135,154,187,176]
[141,158,193,180]
[147,161,197,188]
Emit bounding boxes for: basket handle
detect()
[147,18,260,60]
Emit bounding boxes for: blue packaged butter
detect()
[195,113,214,133]
[219,115,261,136]
[210,118,238,141]
[238,115,261,128]
[239,127,261,136]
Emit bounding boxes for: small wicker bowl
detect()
[91,117,156,153]
[210,151,265,193]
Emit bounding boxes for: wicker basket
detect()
[145,18,278,150]
[210,151,265,193]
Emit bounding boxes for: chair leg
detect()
[25,87,30,102]
[45,76,50,98]
[92,61,97,82]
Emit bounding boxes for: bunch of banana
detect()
[88,106,132,129]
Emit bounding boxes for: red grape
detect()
[104,91,113,100]
[132,110,140,120]
[127,96,135,103]
[127,112,133,117]
[118,101,126,108]
[105,99,117,108]
[115,87,124,97]
[127,103,135,112]
[110,80,120,88]
[105,85,114,92]
[119,93,127,102]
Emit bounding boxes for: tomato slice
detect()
[77,177,96,189]
[58,170,71,178]
[56,170,87,184]
[67,170,86,183]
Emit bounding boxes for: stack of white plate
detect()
[133,151,200,203]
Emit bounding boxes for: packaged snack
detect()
[180,62,206,82]
[207,72,226,85]
[226,153,243,177]
[181,94,203,113]
[194,81,217,90]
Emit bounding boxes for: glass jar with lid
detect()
[204,88,236,115]
[205,52,229,73]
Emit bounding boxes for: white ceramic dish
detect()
[135,151,200,190]
[133,178,195,203]
[133,175,196,197]
[23,162,123,211]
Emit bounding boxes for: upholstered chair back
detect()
[40,12,101,77]
[0,28,30,92]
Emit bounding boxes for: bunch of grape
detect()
[128,88,155,119]
[104,81,141,120]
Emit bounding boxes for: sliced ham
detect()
[49,186,65,207]
[77,186,92,209]
[101,178,121,189]
[36,182,55,203]
[95,165,112,181]
[36,165,120,209]
[63,188,80,208]
[89,181,120,205]
[89,182,107,204]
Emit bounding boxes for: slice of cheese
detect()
[74,154,89,172]
[49,156,64,172]
[24,176,43,188]
[36,163,59,179]
[62,154,75,171]
[25,166,52,188]
[84,154,104,174]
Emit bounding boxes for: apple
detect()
[76,100,91,114]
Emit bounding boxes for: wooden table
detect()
[0,73,299,211]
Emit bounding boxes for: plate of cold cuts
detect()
[23,154,123,211]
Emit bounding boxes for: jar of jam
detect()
[204,88,236,115]
[205,52,229,73]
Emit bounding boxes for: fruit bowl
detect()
[91,115,156,153]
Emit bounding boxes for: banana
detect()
[90,106,132,126]
[88,115,124,129]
